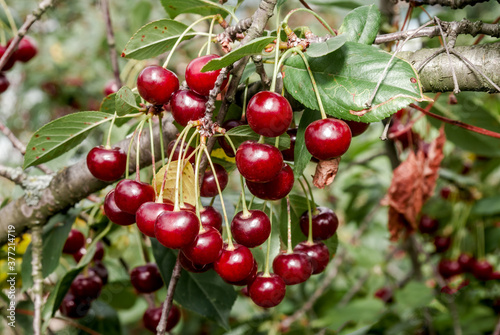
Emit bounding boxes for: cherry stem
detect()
[148,119,157,199]
[241,78,250,121]
[270,7,282,93]
[194,144,203,225]
[302,174,317,212]
[173,125,192,211]
[298,178,314,244]
[207,15,217,55]
[239,175,250,217]
[134,225,148,264]
[0,21,6,45]
[258,135,265,144]
[452,203,471,259]
[203,146,233,249]
[125,122,141,180]
[209,196,216,206]
[105,112,118,148]
[0,0,18,35]
[248,195,255,210]
[263,205,273,277]
[158,114,166,166]
[135,119,146,182]
[179,130,199,208]
[282,8,336,36]
[286,195,293,254]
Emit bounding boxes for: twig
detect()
[449,49,500,93]
[435,17,460,94]
[101,0,122,87]
[252,55,271,89]
[380,117,393,141]
[204,66,233,120]
[398,0,489,9]
[0,165,26,185]
[156,256,182,335]
[31,223,43,335]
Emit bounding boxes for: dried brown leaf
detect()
[313,157,341,189]
[423,127,446,202]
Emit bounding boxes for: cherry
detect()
[458,253,475,272]
[433,236,451,253]
[70,273,103,301]
[155,210,200,249]
[63,229,85,254]
[344,120,370,137]
[143,305,181,333]
[86,146,127,182]
[418,215,440,235]
[199,206,222,233]
[10,36,37,63]
[248,273,286,308]
[59,293,91,319]
[136,202,173,238]
[0,73,10,93]
[214,243,254,283]
[103,79,119,96]
[226,259,258,286]
[388,118,419,150]
[0,45,16,71]
[246,163,294,201]
[167,140,196,164]
[114,179,156,214]
[103,189,137,226]
[491,271,500,280]
[272,252,313,285]
[281,128,297,161]
[218,119,246,157]
[231,210,271,248]
[88,261,109,285]
[179,251,212,273]
[235,140,283,183]
[170,89,208,126]
[440,187,452,200]
[374,287,394,303]
[305,118,351,160]
[200,163,228,198]
[137,65,179,105]
[299,207,339,241]
[130,263,164,293]
[294,241,330,274]
[182,225,223,265]
[185,54,228,96]
[438,259,462,279]
[246,91,293,137]
[472,259,493,280]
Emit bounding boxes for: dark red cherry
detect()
[388,118,419,150]
[281,128,297,161]
[86,146,127,182]
[63,229,85,254]
[305,118,352,160]
[10,36,37,63]
[137,65,179,105]
[185,54,228,96]
[418,215,439,235]
[130,263,164,293]
[94,241,105,261]
[179,251,212,273]
[472,259,493,280]
[88,261,109,285]
[272,252,313,285]
[231,210,271,248]
[103,189,137,226]
[294,241,330,274]
[218,119,246,157]
[344,120,370,137]
[246,91,293,137]
[0,73,10,93]
[0,45,16,71]
[200,206,222,233]
[235,141,283,183]
[458,253,475,272]
[440,187,452,200]
[143,305,181,333]
[136,202,173,237]
[299,207,339,241]
[246,163,294,201]
[200,163,228,198]
[434,236,451,253]
[214,243,254,283]
[374,287,393,303]
[170,89,208,126]
[70,274,103,301]
[438,259,462,279]
[155,210,200,249]
[248,273,286,308]
[167,140,196,164]
[59,293,91,319]
[225,259,258,286]
[103,79,119,96]
[182,226,223,265]
[114,179,156,214]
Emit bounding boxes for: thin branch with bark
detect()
[31,223,43,335]
[101,0,122,87]
[156,257,182,335]
[0,165,26,185]
[398,0,492,9]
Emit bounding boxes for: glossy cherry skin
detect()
[130,263,164,293]
[86,146,127,182]
[246,91,293,137]
[235,140,283,183]
[114,179,156,214]
[136,202,173,237]
[272,252,313,285]
[214,243,255,283]
[305,118,352,160]
[458,253,475,273]
[231,210,271,248]
[200,163,228,198]
[155,210,200,249]
[59,293,91,319]
[438,259,462,279]
[0,46,16,71]
[294,241,330,274]
[299,207,339,241]
[167,140,196,164]
[70,274,103,301]
[472,260,493,280]
[88,261,109,285]
[11,36,37,63]
[226,259,258,286]
[103,189,137,226]
[179,251,212,273]
[374,287,394,303]
[281,128,297,161]
[170,89,208,126]
[0,73,9,93]
[246,163,294,201]
[63,229,86,254]
[418,215,440,235]
[103,79,119,96]
[143,305,181,333]
[182,226,223,265]
[218,119,246,157]
[137,65,179,105]
[248,272,286,308]
[434,236,452,253]
[185,54,228,96]
[200,206,222,233]
[344,120,370,137]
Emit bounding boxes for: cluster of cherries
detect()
[0,36,38,94]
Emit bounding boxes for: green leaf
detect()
[202,36,276,72]
[225,125,290,150]
[394,281,433,309]
[160,0,227,19]
[339,5,381,45]
[78,301,122,335]
[115,86,140,115]
[315,298,385,328]
[283,42,427,123]
[472,195,500,216]
[293,109,321,177]
[277,0,288,7]
[100,93,117,114]
[122,19,195,60]
[151,238,177,284]
[324,233,339,256]
[307,34,347,58]
[24,111,113,169]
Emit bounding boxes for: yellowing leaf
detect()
[154,160,196,206]
[211,148,235,164]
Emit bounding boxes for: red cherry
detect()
[0,73,10,93]
[388,118,419,150]
[94,241,105,261]
[103,189,137,226]
[231,210,271,248]
[0,45,16,71]
[418,215,440,235]
[246,91,293,137]
[281,128,297,161]
[136,202,173,237]
[458,253,475,273]
[374,287,393,303]
[86,146,127,182]
[200,163,228,198]
[114,179,156,214]
[103,79,119,96]
[155,210,200,249]
[130,263,164,293]
[137,65,179,105]
[200,206,222,233]
[438,259,462,279]
[63,229,85,254]
[185,54,228,96]
[299,207,339,241]
[472,259,493,280]
[88,261,109,285]
[170,89,207,126]
[272,252,313,285]
[167,140,196,164]
[10,36,37,63]
[70,274,103,301]
[305,118,352,160]
[214,243,254,283]
[143,305,181,333]
[225,259,258,286]
[179,251,212,273]
[440,187,452,200]
[294,241,330,274]
[59,293,91,319]
[235,140,283,183]
[344,120,370,137]
[246,163,294,201]
[248,273,286,308]
[182,226,223,265]
[218,119,246,157]
[433,236,451,253]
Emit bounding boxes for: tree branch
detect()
[101,0,122,87]
[0,165,26,185]
[156,257,182,335]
